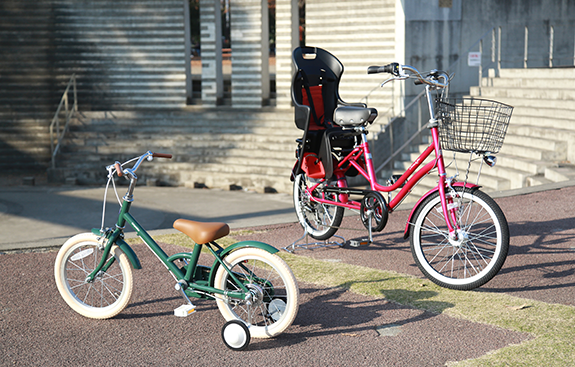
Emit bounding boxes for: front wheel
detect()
[214,248,299,338]
[293,173,344,240]
[54,233,134,319]
[410,188,509,290]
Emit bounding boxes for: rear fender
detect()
[403,182,479,239]
[208,241,279,286]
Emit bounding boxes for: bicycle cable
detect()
[99,163,125,232]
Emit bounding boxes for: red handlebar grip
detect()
[152,152,172,159]
[114,162,123,177]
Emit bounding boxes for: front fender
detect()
[208,241,279,286]
[403,182,479,239]
[90,228,142,269]
[115,238,142,270]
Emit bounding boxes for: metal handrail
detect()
[50,74,78,169]
[372,27,497,176]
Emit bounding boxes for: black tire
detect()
[222,320,251,351]
[293,173,344,240]
[410,187,509,290]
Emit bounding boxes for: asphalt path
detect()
[2,182,575,366]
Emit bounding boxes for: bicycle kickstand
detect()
[350,210,374,247]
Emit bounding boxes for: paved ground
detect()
[1,180,575,366]
[0,185,298,251]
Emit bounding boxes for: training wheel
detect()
[221,320,251,351]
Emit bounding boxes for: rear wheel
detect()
[293,173,344,240]
[214,248,299,338]
[410,188,509,290]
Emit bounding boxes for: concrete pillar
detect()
[275,0,299,108]
[200,0,223,106]
[230,0,269,108]
[305,0,396,119]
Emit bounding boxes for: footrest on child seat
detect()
[174,304,196,317]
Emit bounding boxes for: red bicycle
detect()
[290,46,513,290]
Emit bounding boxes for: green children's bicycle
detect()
[54,151,299,351]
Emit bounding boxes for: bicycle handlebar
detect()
[368,62,449,89]
[114,162,123,177]
[111,151,172,178]
[152,152,172,159]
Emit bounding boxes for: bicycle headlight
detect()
[483,155,497,167]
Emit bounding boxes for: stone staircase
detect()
[48,108,301,193]
[390,67,575,200]
[0,0,186,179]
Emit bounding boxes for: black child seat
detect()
[291,46,378,180]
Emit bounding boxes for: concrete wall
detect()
[403,0,575,98]
[305,0,398,123]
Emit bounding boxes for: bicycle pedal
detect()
[174,304,196,317]
[349,239,371,247]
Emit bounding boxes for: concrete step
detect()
[544,164,575,182]
[502,134,567,159]
[498,142,566,161]
[48,109,304,193]
[182,169,294,194]
[60,141,296,158]
[512,106,575,122]
[470,85,575,101]
[508,114,575,132]
[472,97,575,111]
[484,76,575,90]
[507,124,575,163]
[395,148,530,191]
[57,150,295,170]
[497,67,575,79]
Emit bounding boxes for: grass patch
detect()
[128,231,575,366]
[279,252,575,367]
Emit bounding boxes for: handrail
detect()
[50,74,78,169]
[372,28,496,176]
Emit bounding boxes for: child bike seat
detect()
[291,46,371,181]
[334,106,378,127]
[173,219,230,244]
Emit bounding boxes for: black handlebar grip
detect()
[414,79,424,85]
[152,152,172,159]
[367,63,399,75]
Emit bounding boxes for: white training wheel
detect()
[221,320,250,351]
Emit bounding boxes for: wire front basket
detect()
[436,98,513,154]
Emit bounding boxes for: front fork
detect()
[84,228,121,283]
[430,126,460,239]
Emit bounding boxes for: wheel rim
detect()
[414,191,503,285]
[220,255,290,333]
[294,174,340,236]
[63,242,127,310]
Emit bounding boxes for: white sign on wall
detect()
[468,52,481,67]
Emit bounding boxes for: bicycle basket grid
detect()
[437,98,513,154]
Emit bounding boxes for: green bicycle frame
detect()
[86,198,279,301]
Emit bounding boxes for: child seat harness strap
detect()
[298,68,323,127]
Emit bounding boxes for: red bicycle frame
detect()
[304,87,462,237]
